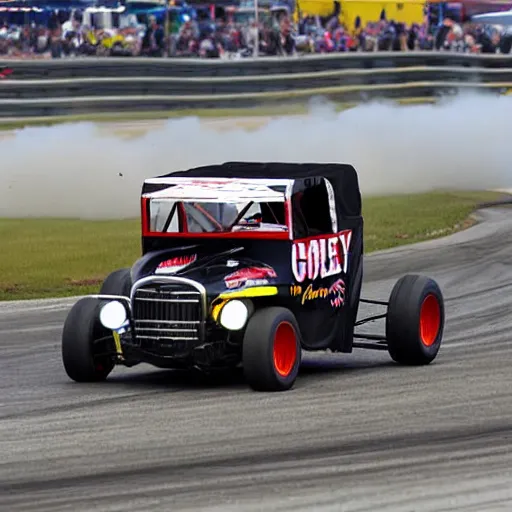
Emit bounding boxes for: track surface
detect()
[1,208,512,511]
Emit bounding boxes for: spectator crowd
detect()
[0,7,510,59]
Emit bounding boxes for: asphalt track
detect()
[1,207,512,511]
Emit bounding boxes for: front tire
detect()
[386,274,444,365]
[242,307,301,392]
[61,297,115,382]
[100,268,132,296]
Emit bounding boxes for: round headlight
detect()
[99,300,127,330]
[219,300,249,331]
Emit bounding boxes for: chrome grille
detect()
[131,281,203,354]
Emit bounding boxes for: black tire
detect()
[61,297,115,382]
[100,268,132,297]
[386,274,444,365]
[242,307,302,392]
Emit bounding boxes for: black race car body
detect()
[61,162,445,391]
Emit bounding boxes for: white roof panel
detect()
[143,177,291,202]
[145,177,292,187]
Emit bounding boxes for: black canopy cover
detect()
[143,161,362,221]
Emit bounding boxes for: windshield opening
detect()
[149,199,288,234]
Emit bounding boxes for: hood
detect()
[130,244,282,299]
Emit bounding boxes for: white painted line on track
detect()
[0,297,81,313]
[0,324,63,335]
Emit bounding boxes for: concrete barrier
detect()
[0,52,510,117]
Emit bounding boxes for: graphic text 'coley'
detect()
[291,230,352,283]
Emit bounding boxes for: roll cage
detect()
[140,176,339,241]
[151,199,288,235]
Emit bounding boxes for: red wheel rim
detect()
[419,294,441,347]
[273,321,297,377]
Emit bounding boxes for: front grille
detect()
[131,282,203,356]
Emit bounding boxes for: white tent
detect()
[472,9,512,25]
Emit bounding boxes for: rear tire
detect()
[100,268,132,296]
[242,307,301,392]
[62,297,115,382]
[386,274,444,365]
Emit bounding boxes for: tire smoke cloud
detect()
[0,93,510,219]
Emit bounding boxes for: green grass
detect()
[0,97,438,131]
[0,105,313,131]
[0,189,507,301]
[362,190,507,252]
[0,219,140,300]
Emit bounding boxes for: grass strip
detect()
[0,189,506,301]
[0,97,438,131]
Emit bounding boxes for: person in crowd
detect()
[141,15,165,57]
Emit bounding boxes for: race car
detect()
[61,162,445,392]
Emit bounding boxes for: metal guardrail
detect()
[0,52,511,118]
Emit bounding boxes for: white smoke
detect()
[0,92,510,219]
